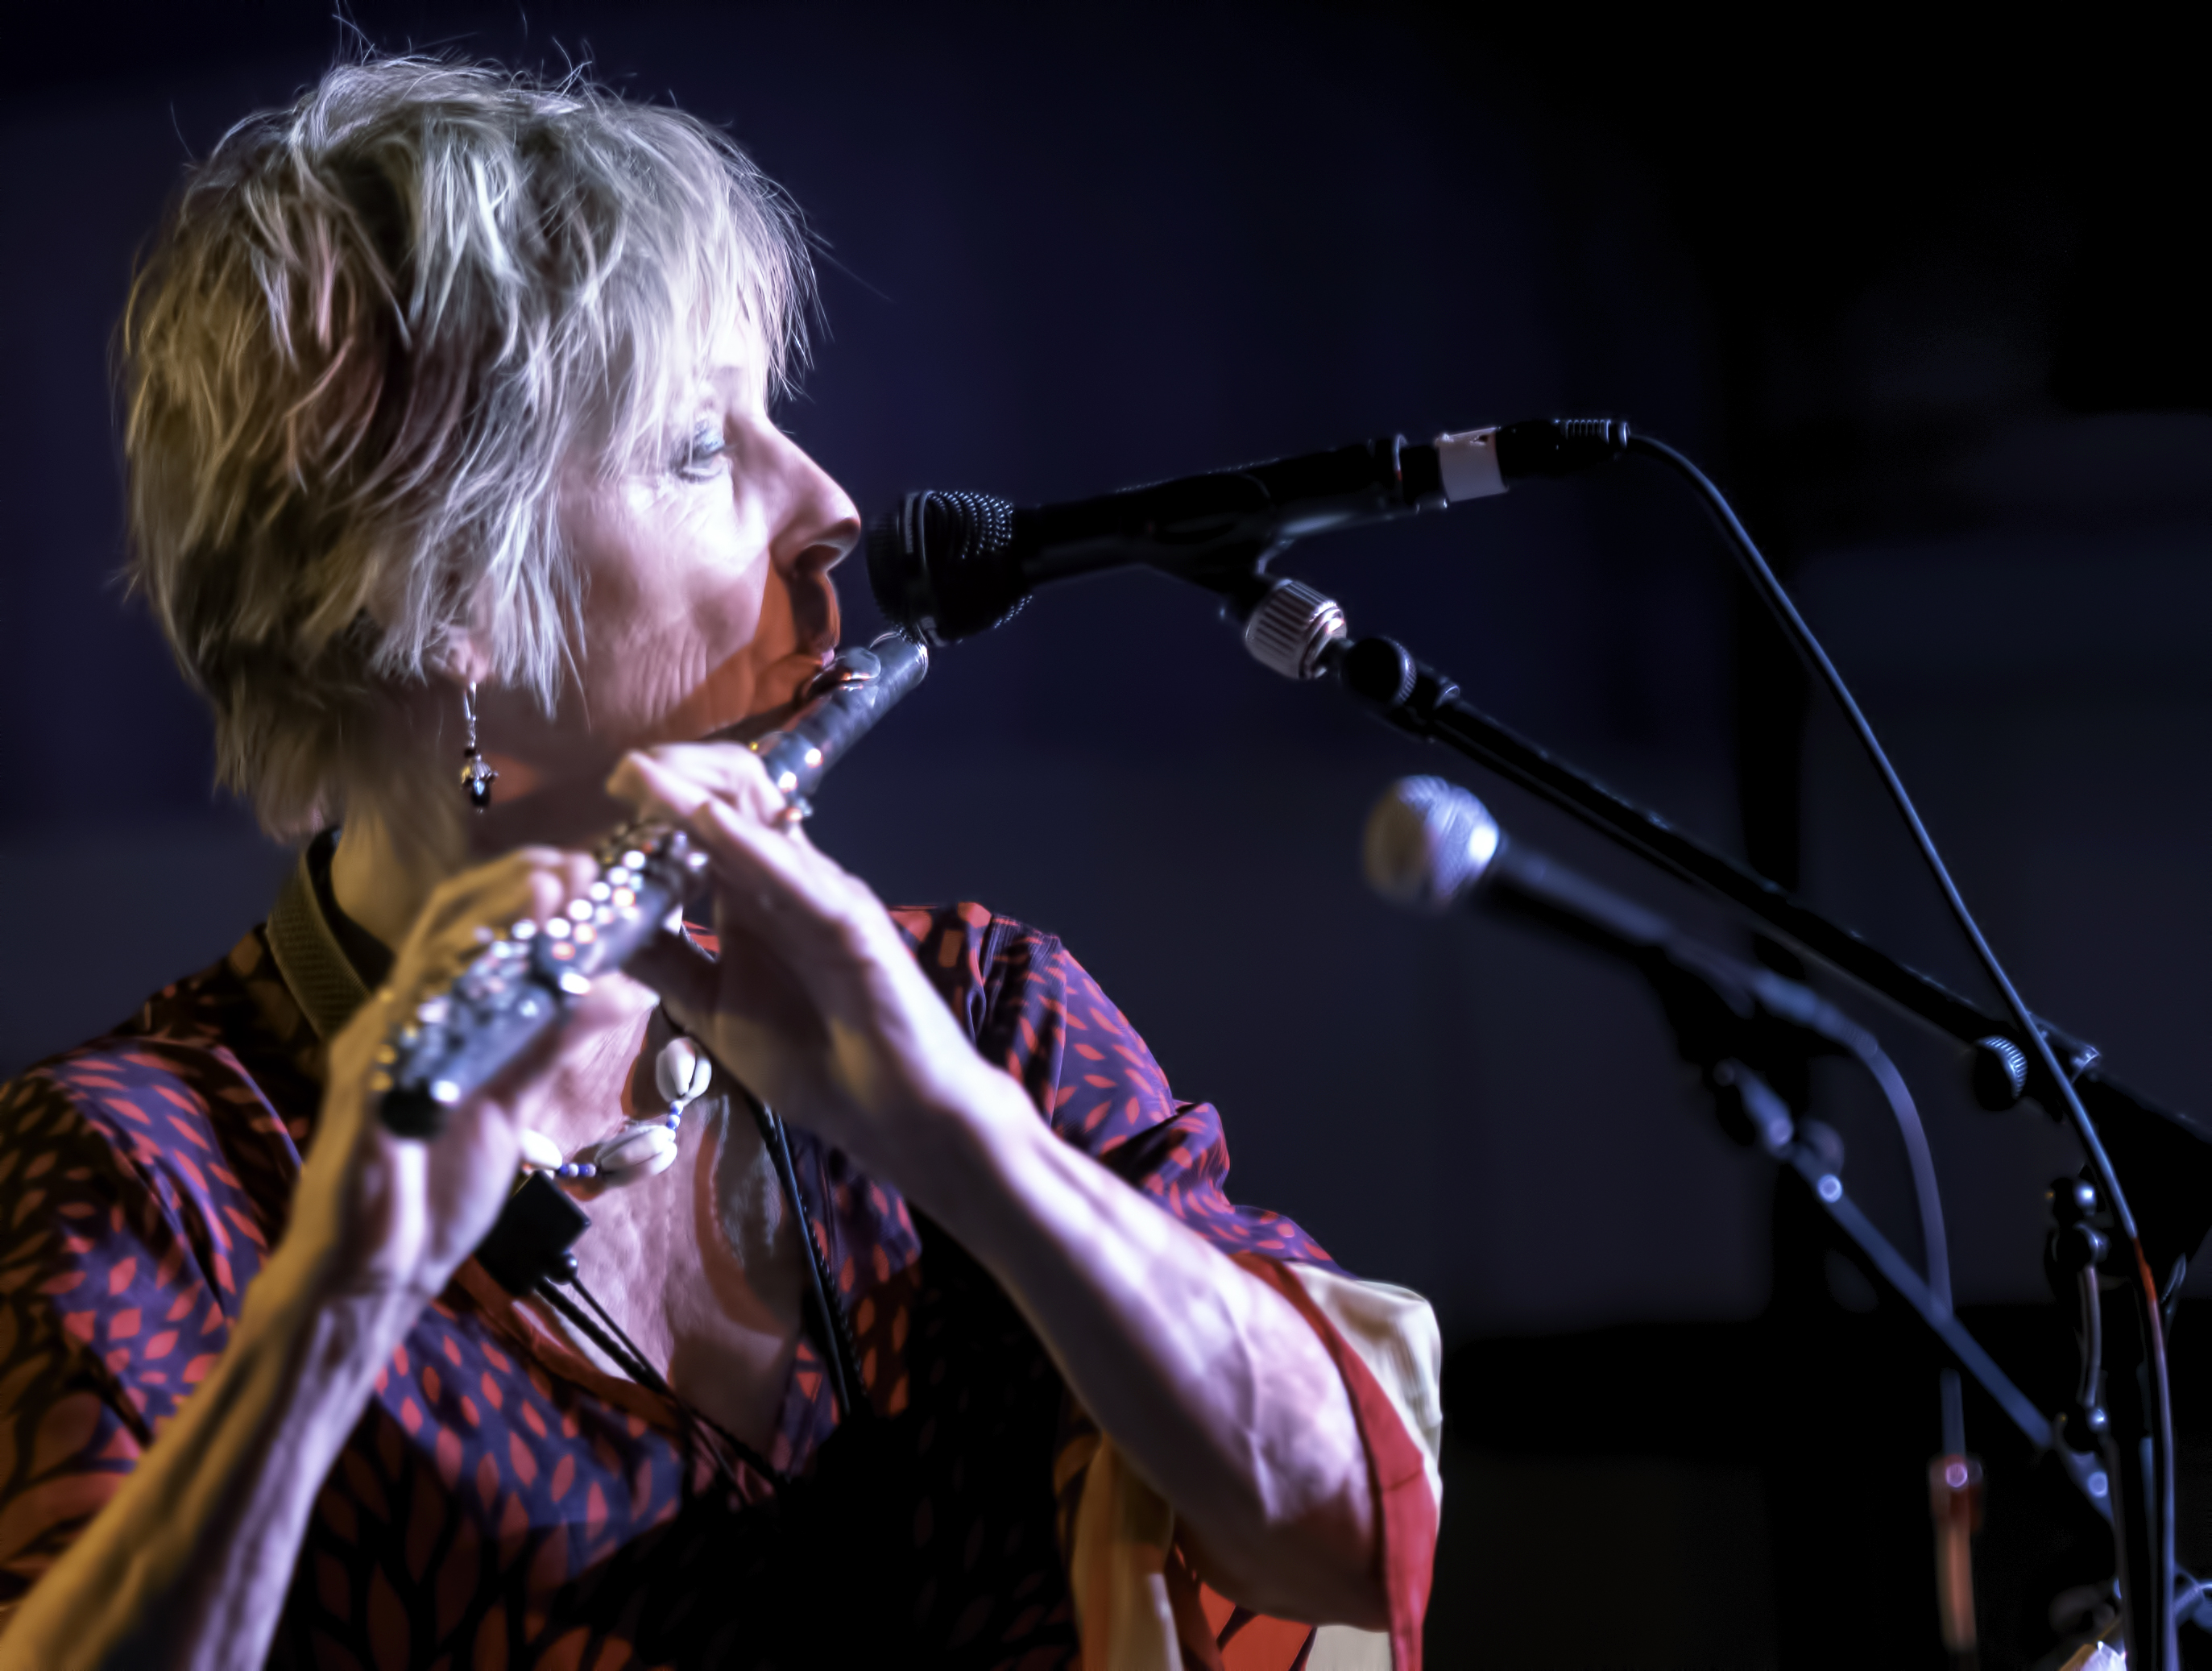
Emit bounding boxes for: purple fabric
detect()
[0,902,1331,1668]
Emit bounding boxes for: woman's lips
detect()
[690,646,843,744]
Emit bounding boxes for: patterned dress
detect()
[0,872,1429,1668]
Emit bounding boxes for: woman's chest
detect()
[284,1246,1080,1670]
[558,1097,810,1453]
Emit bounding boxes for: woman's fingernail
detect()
[605,753,645,794]
[517,1127,564,1171]
[612,753,706,817]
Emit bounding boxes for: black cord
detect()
[538,1271,784,1491]
[1628,431,2178,1664]
[739,1088,868,1424]
[570,1278,674,1396]
[536,1279,668,1394]
[1629,433,2131,1205]
[1804,988,1950,1314]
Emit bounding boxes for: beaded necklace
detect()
[516,1031,715,1184]
[503,1022,870,1432]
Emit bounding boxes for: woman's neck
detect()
[328,802,461,959]
[329,763,630,957]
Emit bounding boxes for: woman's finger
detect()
[656,793,939,1051]
[621,747,830,898]
[624,915,828,1090]
[416,848,595,940]
[680,793,868,952]
[621,929,721,1027]
[608,744,793,833]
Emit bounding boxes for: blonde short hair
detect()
[122,57,813,836]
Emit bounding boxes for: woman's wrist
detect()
[244,1233,426,1386]
[0,1219,425,1671]
[880,1062,1049,1228]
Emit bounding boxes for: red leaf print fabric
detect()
[0,904,1359,1667]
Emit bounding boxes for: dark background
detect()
[2,5,2207,1665]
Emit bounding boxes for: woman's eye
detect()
[675,423,727,481]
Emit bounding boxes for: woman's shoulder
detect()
[885,902,1059,1036]
[0,935,321,1593]
[885,900,1042,957]
[876,904,1334,1264]
[694,902,1064,1043]
[0,931,313,1278]
[876,903,1174,1130]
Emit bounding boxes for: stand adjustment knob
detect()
[1242,578,1345,681]
[1970,1035,2030,1110]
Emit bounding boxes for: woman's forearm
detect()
[914,1080,1387,1628]
[0,1246,416,1671]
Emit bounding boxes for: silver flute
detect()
[375,634,929,1137]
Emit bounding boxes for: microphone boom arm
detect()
[1329,628,2212,1276]
[1471,836,2122,1533]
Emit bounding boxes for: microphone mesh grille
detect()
[865,490,1025,648]
[1363,776,1501,913]
[912,490,1013,564]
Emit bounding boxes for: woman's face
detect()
[483,314,860,792]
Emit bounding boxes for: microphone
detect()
[1364,773,1675,951]
[867,418,1630,649]
[1361,773,1950,1179]
[1361,774,1874,1068]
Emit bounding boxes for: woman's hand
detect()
[609,745,1024,1192]
[296,847,618,1303]
[0,855,661,1671]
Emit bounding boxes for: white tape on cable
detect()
[1434,426,1506,503]
[2058,1644,2125,1671]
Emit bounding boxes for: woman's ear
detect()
[427,628,495,689]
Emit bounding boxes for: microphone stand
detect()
[1468,829,2178,1655]
[880,432,2199,1658]
[1315,623,2205,1660]
[1147,533,2205,1661]
[1325,628,2212,1266]
[1158,548,2211,1254]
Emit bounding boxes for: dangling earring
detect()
[459,682,498,812]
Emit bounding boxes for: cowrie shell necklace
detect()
[516,1030,714,1187]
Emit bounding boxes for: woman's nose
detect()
[754,425,858,655]
[762,426,860,578]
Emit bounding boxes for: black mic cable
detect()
[1607,429,2177,1666]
